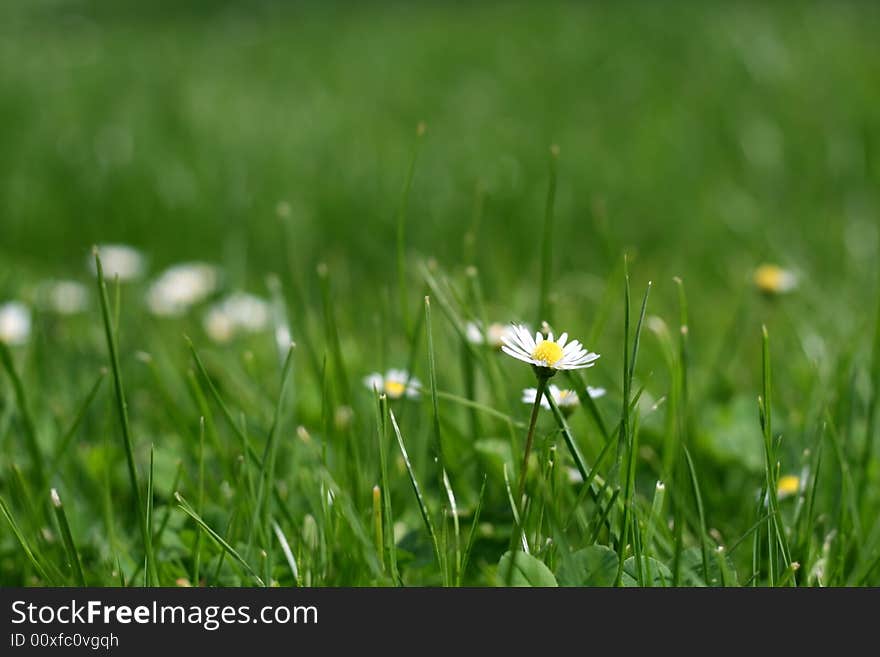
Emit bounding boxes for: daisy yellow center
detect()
[385,380,406,398]
[532,340,563,366]
[754,265,784,293]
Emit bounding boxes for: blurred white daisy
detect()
[521,384,606,411]
[202,293,270,343]
[0,302,31,345]
[465,321,521,349]
[36,280,89,315]
[146,262,220,316]
[587,386,606,399]
[275,324,293,356]
[363,369,421,400]
[501,324,599,373]
[753,264,797,295]
[566,467,584,484]
[522,384,579,410]
[90,244,146,281]
[266,275,293,363]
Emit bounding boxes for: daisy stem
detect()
[517,374,550,504]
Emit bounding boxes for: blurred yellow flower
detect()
[363,369,420,400]
[754,264,797,295]
[777,474,800,499]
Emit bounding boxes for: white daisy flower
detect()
[36,280,89,315]
[566,466,584,484]
[0,302,31,345]
[90,244,146,281]
[753,264,797,295]
[465,321,485,345]
[363,369,420,400]
[275,324,293,356]
[587,386,606,399]
[501,324,599,373]
[466,321,522,349]
[203,307,234,343]
[521,384,580,410]
[146,262,220,316]
[202,293,270,343]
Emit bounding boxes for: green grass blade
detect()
[503,463,529,553]
[193,417,206,585]
[0,495,53,584]
[389,408,442,572]
[565,370,610,441]
[50,488,85,585]
[145,444,155,586]
[175,492,265,586]
[645,481,666,557]
[93,247,158,586]
[683,445,710,584]
[372,485,384,575]
[317,263,350,402]
[459,475,487,586]
[425,296,446,467]
[250,343,296,552]
[272,520,301,586]
[374,392,399,583]
[614,257,632,486]
[0,342,45,489]
[544,389,611,505]
[760,325,793,583]
[436,390,524,428]
[441,469,460,585]
[49,369,107,477]
[859,281,880,500]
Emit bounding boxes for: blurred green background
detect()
[3,1,878,297]
[4,0,880,433]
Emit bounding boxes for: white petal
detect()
[562,340,583,355]
[386,369,407,383]
[502,346,536,365]
[363,373,384,391]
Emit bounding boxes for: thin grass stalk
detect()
[93,248,157,586]
[396,122,426,336]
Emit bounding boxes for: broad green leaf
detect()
[558,545,628,587]
[497,551,557,587]
[623,556,672,587]
[679,547,739,587]
[698,396,764,472]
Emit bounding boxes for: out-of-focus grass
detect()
[1,1,880,586]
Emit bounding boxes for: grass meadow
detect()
[2,1,880,586]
